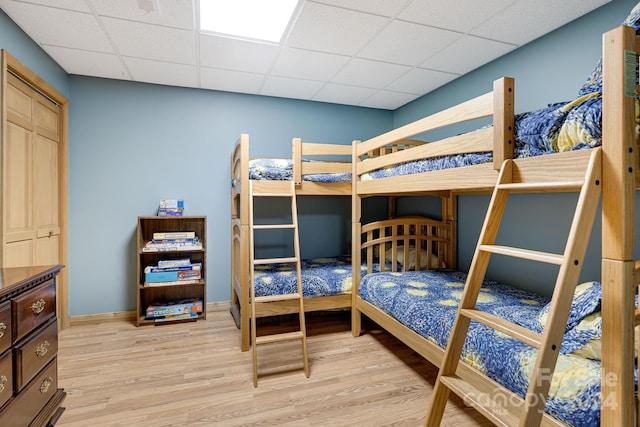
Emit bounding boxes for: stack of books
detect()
[145,298,203,323]
[142,231,202,252]
[158,199,184,216]
[143,258,202,287]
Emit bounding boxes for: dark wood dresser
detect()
[0,265,65,426]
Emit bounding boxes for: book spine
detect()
[143,279,200,287]
[152,231,195,240]
[157,258,191,268]
[151,238,198,244]
[145,300,203,318]
[144,269,201,283]
[142,243,202,252]
[144,263,201,273]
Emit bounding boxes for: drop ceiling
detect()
[0,0,610,110]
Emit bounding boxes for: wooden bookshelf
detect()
[136,216,207,326]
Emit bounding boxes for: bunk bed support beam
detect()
[601,24,638,427]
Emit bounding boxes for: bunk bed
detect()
[231,134,424,352]
[231,134,353,351]
[350,17,639,427]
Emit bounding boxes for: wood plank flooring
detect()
[56,310,492,426]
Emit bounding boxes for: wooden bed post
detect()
[442,193,457,269]
[601,25,637,427]
[492,77,515,170]
[352,140,363,337]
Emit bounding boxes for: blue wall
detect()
[1,0,638,314]
[68,76,391,315]
[395,0,640,295]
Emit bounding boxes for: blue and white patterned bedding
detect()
[359,270,611,427]
[253,255,361,297]
[249,158,351,183]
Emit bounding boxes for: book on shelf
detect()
[157,258,191,268]
[154,312,198,323]
[152,231,195,240]
[142,238,202,252]
[146,298,203,319]
[158,199,184,216]
[144,264,202,283]
[144,262,200,273]
[143,278,200,287]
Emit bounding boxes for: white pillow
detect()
[384,245,444,270]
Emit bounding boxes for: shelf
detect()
[136,216,207,327]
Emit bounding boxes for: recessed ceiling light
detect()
[199,0,299,43]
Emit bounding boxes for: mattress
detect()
[359,269,609,427]
[253,255,360,298]
[249,158,351,182]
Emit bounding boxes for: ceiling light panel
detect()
[200,0,299,43]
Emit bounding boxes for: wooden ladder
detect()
[249,180,310,387]
[424,148,602,426]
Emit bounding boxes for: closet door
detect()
[4,73,35,266]
[3,73,60,267]
[34,93,60,265]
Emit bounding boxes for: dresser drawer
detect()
[14,318,57,392]
[0,357,58,427]
[0,301,10,354]
[13,280,55,343]
[0,350,12,410]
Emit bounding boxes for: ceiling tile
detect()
[332,58,411,88]
[313,83,377,106]
[285,2,389,56]
[358,20,461,66]
[398,0,515,32]
[360,90,419,110]
[385,68,459,95]
[102,17,196,65]
[421,35,516,75]
[89,0,194,30]
[0,1,112,52]
[271,47,350,81]
[261,76,325,100]
[200,67,264,94]
[309,0,412,17]
[125,57,197,87]
[1,0,91,12]
[199,34,280,74]
[471,0,609,45]
[42,45,130,80]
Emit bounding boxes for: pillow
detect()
[384,245,445,270]
[577,2,640,97]
[568,312,639,361]
[536,281,601,333]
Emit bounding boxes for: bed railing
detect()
[360,217,452,274]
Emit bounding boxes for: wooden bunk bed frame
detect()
[350,25,638,426]
[231,133,353,352]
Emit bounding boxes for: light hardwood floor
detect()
[56,310,492,426]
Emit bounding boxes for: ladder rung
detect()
[496,180,584,192]
[479,244,564,265]
[254,293,302,303]
[439,375,520,427]
[253,224,295,230]
[459,308,543,349]
[253,257,299,265]
[255,331,304,345]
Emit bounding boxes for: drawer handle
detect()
[31,299,46,314]
[0,375,6,393]
[0,322,5,338]
[35,340,50,357]
[39,376,53,394]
